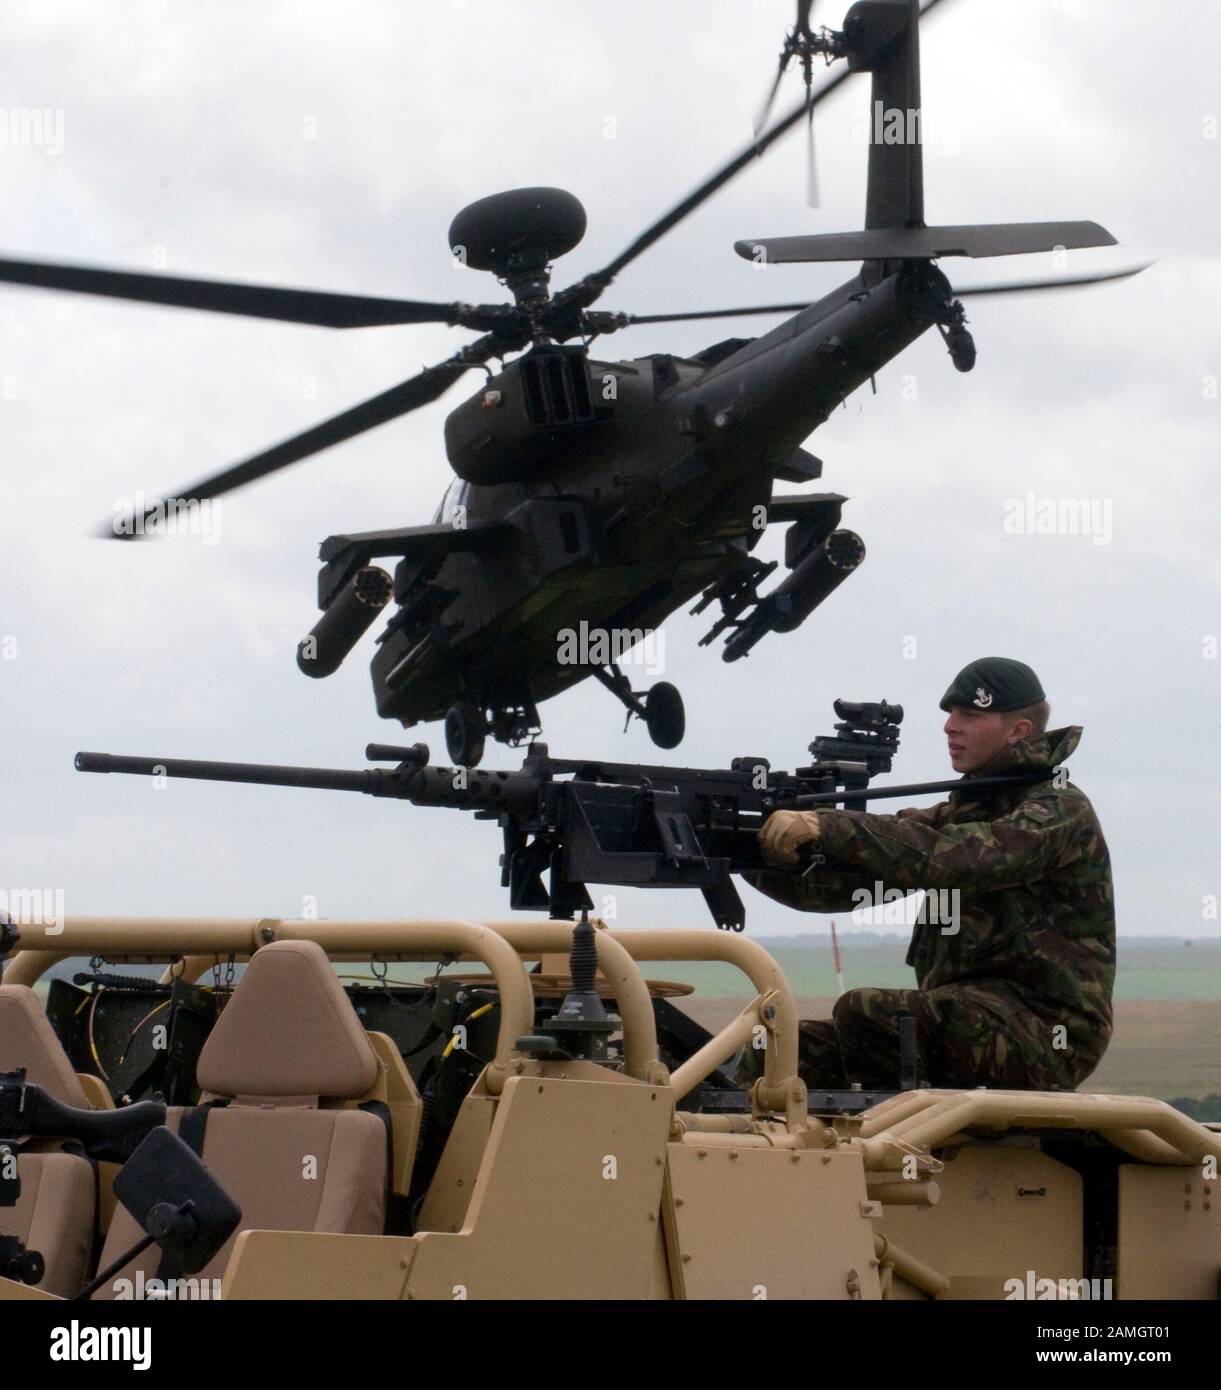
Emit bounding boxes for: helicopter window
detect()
[434,480,470,526]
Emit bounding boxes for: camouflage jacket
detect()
[746,727,1115,1083]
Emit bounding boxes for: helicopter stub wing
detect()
[766,491,845,531]
[318,521,511,565]
[766,493,848,569]
[317,521,512,606]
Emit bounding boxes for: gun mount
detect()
[76,698,1056,931]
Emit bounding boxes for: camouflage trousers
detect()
[745,985,1070,1092]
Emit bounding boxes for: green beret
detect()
[939,657,1046,713]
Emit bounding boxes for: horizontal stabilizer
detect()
[735,221,1117,264]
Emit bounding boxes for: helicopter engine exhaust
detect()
[723,529,864,662]
[297,565,393,678]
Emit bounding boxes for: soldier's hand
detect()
[759,810,821,866]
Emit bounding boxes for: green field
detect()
[651,934,1221,1104]
[26,935,1221,1102]
[664,935,1221,1104]
[634,935,1221,1002]
[680,996,1220,1104]
[31,934,1219,1000]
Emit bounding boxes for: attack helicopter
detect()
[0,0,1145,766]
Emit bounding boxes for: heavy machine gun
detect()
[77,699,1055,931]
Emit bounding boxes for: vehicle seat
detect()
[91,939,387,1299]
[0,984,96,1297]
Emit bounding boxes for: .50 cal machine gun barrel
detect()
[74,746,544,813]
[77,750,386,794]
[75,701,1060,931]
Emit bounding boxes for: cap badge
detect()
[973,686,993,709]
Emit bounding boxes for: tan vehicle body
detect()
[2,916,1217,1301]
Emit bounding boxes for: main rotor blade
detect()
[572,0,951,296]
[587,78,849,289]
[753,54,791,141]
[0,254,513,330]
[622,263,1151,327]
[106,359,476,535]
[619,265,1150,330]
[623,302,814,324]
[954,263,1153,297]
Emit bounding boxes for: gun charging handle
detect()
[365,742,430,767]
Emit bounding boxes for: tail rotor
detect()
[755,0,829,207]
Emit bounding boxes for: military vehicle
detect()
[0,0,1145,765]
[2,911,1218,1302]
[34,701,1218,1304]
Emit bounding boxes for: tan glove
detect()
[758,809,821,866]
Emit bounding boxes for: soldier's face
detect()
[943,706,1021,774]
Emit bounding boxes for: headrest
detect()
[196,940,378,1100]
[0,984,91,1109]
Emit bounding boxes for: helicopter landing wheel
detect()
[445,702,487,768]
[643,681,685,750]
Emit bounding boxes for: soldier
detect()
[747,657,1115,1092]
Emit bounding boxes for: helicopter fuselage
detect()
[369,259,944,735]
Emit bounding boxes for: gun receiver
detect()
[76,700,1057,931]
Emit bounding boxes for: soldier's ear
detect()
[1006,716,1033,745]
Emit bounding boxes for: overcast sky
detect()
[0,0,1217,944]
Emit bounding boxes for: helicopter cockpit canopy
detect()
[432,478,471,526]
